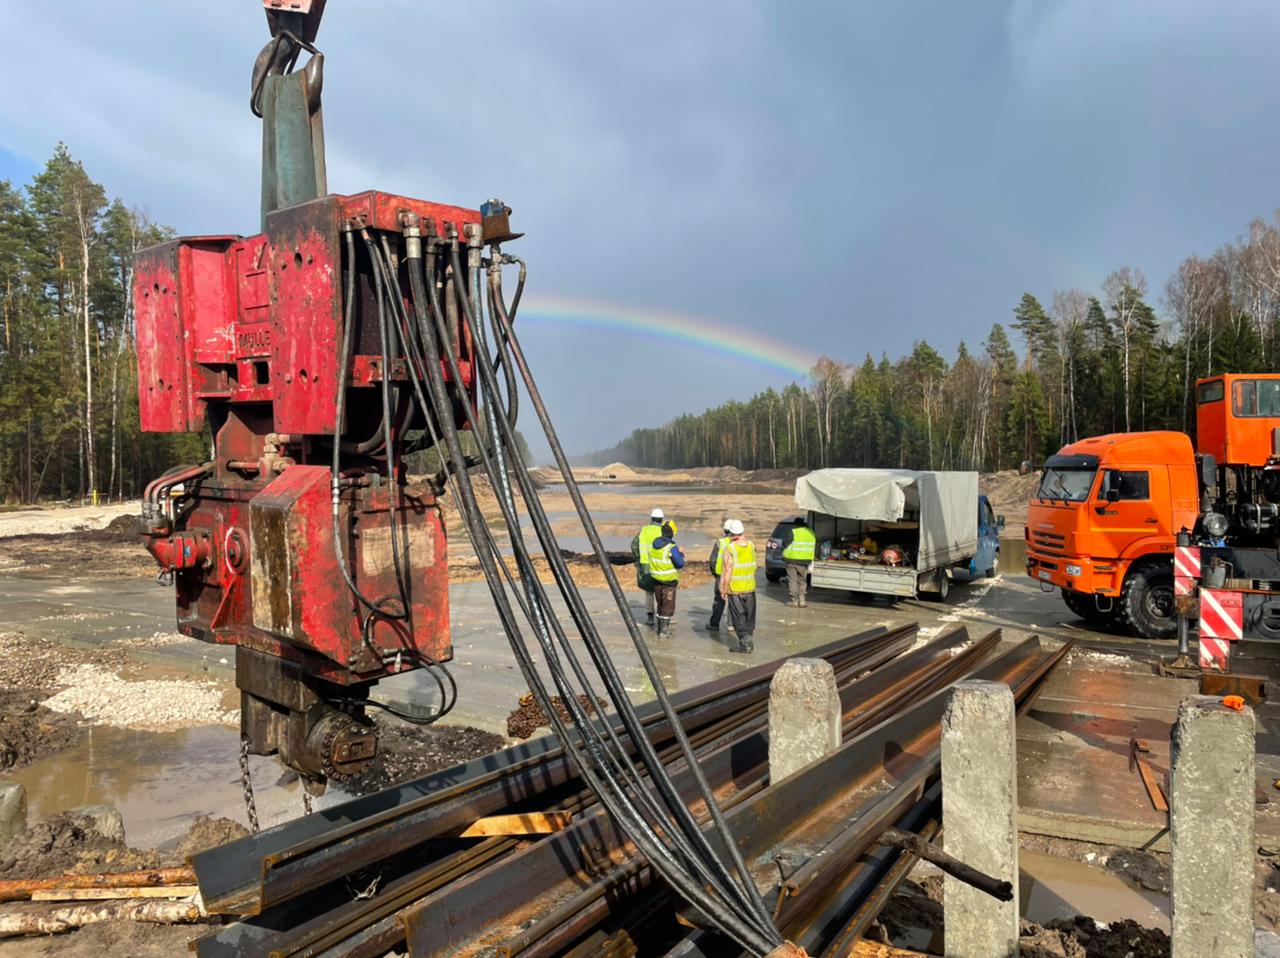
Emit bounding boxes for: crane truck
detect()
[1026,373,1280,669]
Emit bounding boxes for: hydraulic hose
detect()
[404,240,776,952]
[481,254,781,941]
[443,241,780,945]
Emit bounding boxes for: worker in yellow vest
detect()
[646,522,685,638]
[718,519,757,653]
[781,516,817,608]
[706,520,733,632]
[631,508,665,623]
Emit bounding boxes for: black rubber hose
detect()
[415,246,693,849]
[332,231,398,617]
[482,258,781,940]
[442,241,771,926]
[445,242,779,942]
[404,246,774,951]
[362,232,411,621]
[409,238,773,942]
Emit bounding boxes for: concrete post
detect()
[1171,695,1255,958]
[768,658,841,783]
[0,784,26,844]
[942,680,1019,958]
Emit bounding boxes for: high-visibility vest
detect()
[712,536,731,576]
[638,523,662,566]
[649,542,679,583]
[727,540,757,593]
[782,526,816,562]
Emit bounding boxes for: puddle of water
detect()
[1020,849,1169,931]
[893,850,1168,951]
[3,724,297,849]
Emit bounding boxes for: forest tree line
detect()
[0,146,205,504]
[593,213,1280,474]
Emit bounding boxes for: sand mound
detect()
[595,462,639,479]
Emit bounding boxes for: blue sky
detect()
[3,1,1279,460]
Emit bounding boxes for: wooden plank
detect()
[459,812,574,837]
[1136,756,1170,813]
[848,941,935,957]
[31,885,199,902]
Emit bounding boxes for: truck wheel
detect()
[922,572,950,602]
[1062,589,1118,627]
[1119,563,1177,640]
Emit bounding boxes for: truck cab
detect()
[1025,431,1200,637]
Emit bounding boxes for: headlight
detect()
[1065,564,1082,577]
[1203,512,1229,538]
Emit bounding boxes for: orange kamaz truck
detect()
[1026,373,1280,645]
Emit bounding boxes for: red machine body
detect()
[135,190,482,785]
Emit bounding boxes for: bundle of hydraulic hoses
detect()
[339,219,782,954]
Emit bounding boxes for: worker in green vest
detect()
[706,519,733,632]
[780,516,817,608]
[647,522,685,639]
[718,519,757,653]
[631,508,665,623]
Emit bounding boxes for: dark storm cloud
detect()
[3,1,1278,458]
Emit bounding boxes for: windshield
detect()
[1038,467,1096,502]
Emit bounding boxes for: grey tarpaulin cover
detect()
[794,468,978,570]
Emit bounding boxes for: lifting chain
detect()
[239,735,260,834]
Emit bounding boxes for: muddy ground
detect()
[0,468,1033,586]
[874,871,1171,958]
[0,811,248,958]
[340,720,507,797]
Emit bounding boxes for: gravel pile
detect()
[42,665,237,731]
[343,722,506,796]
[0,632,129,689]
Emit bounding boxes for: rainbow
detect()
[516,294,819,379]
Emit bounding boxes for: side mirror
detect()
[1197,453,1217,490]
[997,515,1006,531]
[1106,489,1120,503]
[1019,460,1033,477]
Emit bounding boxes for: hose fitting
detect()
[400,211,423,260]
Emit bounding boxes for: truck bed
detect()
[810,560,918,597]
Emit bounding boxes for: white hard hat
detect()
[722,519,733,532]
[726,519,745,536]
[650,508,664,519]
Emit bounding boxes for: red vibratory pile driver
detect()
[132,0,517,793]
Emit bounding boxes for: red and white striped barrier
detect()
[1174,545,1200,597]
[1199,588,1242,671]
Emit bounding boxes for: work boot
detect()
[732,634,754,654]
[656,616,672,638]
[646,611,655,624]
[798,596,807,608]
[786,599,799,608]
[706,621,719,632]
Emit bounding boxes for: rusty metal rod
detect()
[875,828,1012,902]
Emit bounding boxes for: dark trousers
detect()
[786,561,809,602]
[709,584,726,627]
[654,582,677,617]
[727,592,756,637]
